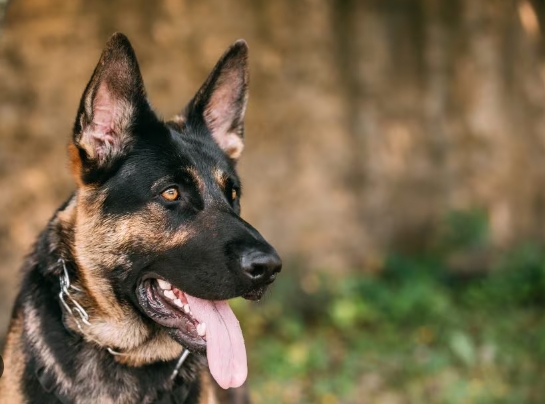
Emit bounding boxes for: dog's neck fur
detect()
[11,195,206,403]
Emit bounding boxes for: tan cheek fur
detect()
[62,188,192,363]
[116,330,184,367]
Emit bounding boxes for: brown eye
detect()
[161,187,179,201]
[231,188,237,201]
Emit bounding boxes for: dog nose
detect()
[241,249,282,284]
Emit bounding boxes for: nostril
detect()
[244,264,267,280]
[241,250,282,282]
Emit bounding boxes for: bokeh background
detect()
[2,0,545,402]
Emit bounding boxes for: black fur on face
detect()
[69,34,281,346]
[98,119,277,302]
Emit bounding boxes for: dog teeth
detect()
[183,304,190,314]
[157,279,171,290]
[197,323,206,337]
[164,290,176,300]
[173,299,183,308]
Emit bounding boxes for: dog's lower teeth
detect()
[197,323,206,337]
[164,290,176,300]
[173,299,183,308]
[157,279,171,290]
[183,305,190,314]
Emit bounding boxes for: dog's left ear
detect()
[71,33,150,177]
[179,40,249,161]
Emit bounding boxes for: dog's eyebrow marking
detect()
[213,168,227,190]
[150,177,175,192]
[186,167,205,194]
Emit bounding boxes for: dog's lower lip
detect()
[242,286,268,301]
[136,278,206,353]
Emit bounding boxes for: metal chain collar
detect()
[57,258,190,379]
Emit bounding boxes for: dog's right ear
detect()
[70,33,149,183]
[174,40,249,162]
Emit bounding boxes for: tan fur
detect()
[25,297,140,403]
[24,302,73,395]
[198,370,219,404]
[116,330,184,367]
[56,194,78,226]
[187,167,205,195]
[213,168,227,191]
[68,143,84,187]
[71,352,139,404]
[52,187,193,364]
[64,309,151,354]
[0,312,25,404]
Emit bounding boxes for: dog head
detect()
[66,33,281,388]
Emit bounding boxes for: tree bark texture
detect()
[1,0,545,334]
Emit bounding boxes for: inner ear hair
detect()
[73,33,147,166]
[177,40,249,161]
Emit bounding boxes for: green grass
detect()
[232,210,545,403]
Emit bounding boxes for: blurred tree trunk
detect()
[0,0,10,34]
[331,0,373,265]
[2,0,545,282]
[327,0,545,266]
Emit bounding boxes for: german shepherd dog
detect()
[0,33,281,403]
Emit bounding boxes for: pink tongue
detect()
[184,294,247,389]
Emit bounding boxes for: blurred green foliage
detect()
[232,209,545,403]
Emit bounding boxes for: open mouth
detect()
[136,277,247,389]
[137,278,207,352]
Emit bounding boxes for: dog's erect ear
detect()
[72,33,149,171]
[180,40,249,161]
